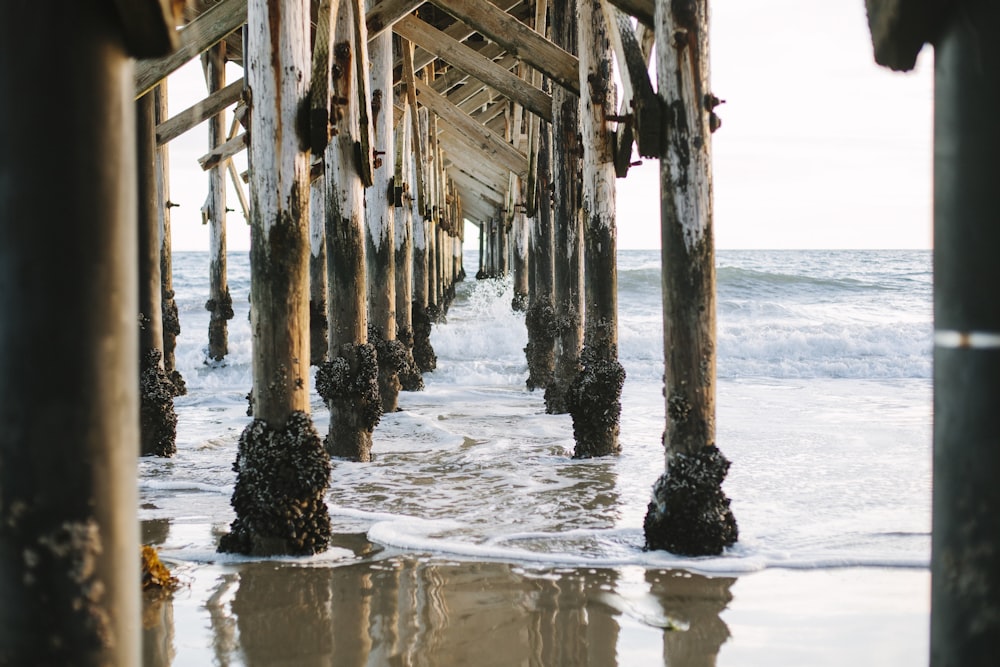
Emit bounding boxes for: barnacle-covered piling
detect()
[219,413,332,555]
[643,446,738,555]
[317,343,382,461]
[643,0,737,555]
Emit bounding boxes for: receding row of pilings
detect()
[15,0,1000,663]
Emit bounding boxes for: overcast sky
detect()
[161,0,934,252]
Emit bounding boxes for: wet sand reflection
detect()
[141,536,734,665]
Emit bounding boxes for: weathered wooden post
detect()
[410,104,437,371]
[496,210,510,278]
[138,91,179,458]
[427,206,440,320]
[395,99,424,391]
[566,0,625,458]
[0,3,177,662]
[511,179,530,310]
[905,1,1000,662]
[366,14,405,413]
[545,0,585,415]
[525,116,557,391]
[219,0,332,556]
[203,41,234,362]
[477,221,486,278]
[316,0,382,462]
[309,178,329,366]
[643,0,737,555]
[156,82,186,395]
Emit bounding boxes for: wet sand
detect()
[142,521,928,666]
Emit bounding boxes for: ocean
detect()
[140,248,932,665]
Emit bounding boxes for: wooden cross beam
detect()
[135,0,248,98]
[401,0,522,80]
[428,0,580,95]
[603,0,654,29]
[395,14,553,122]
[155,78,244,145]
[366,0,424,39]
[413,78,529,179]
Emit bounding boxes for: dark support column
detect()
[511,179,530,311]
[204,41,233,362]
[643,0,737,556]
[0,4,142,662]
[497,213,510,278]
[138,92,178,458]
[932,3,1000,663]
[219,0,332,556]
[568,0,625,458]
[525,117,557,392]
[156,82,186,395]
[545,0,584,415]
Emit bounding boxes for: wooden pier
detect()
[7,0,997,663]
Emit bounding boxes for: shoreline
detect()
[143,523,929,666]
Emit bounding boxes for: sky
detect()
[162,0,934,252]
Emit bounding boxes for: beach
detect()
[141,249,932,665]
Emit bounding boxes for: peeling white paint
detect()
[655,2,714,253]
[366,27,394,249]
[248,0,312,240]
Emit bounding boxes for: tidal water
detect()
[140,249,933,664]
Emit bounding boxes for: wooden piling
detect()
[511,178,530,311]
[410,108,437,372]
[643,0,737,556]
[427,208,440,320]
[525,111,557,392]
[395,99,424,391]
[931,3,1000,662]
[567,0,624,458]
[367,17,404,413]
[0,3,149,661]
[317,0,382,462]
[309,177,329,365]
[219,0,332,556]
[545,0,584,415]
[155,82,186,396]
[476,220,487,280]
[138,91,179,458]
[203,41,234,362]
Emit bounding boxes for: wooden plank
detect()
[426,41,506,96]
[198,132,246,170]
[603,2,659,162]
[227,159,249,218]
[447,167,505,207]
[366,0,424,39]
[438,135,510,189]
[603,0,653,28]
[406,0,521,82]
[156,78,243,145]
[413,78,529,179]
[135,0,248,98]
[112,0,180,58]
[394,14,553,122]
[225,115,250,220]
[429,0,580,95]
